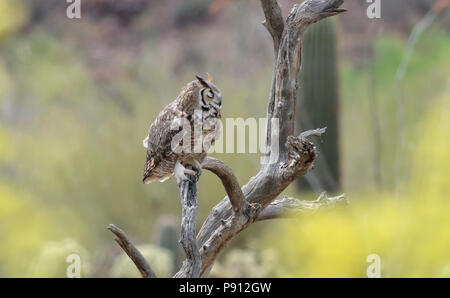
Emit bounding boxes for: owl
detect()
[142,75,222,185]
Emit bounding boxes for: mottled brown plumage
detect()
[142,75,222,184]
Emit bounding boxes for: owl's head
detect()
[196,74,222,110]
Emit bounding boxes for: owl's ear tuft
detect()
[206,72,214,83]
[196,75,209,87]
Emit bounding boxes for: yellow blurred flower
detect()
[265,94,450,277]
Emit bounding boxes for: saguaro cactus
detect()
[154,216,183,275]
[297,18,341,193]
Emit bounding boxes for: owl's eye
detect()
[207,90,214,99]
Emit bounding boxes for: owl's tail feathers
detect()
[142,158,157,184]
[143,175,156,184]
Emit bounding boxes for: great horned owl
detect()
[142,75,222,184]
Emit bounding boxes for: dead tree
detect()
[108,0,347,278]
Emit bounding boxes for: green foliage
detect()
[0,59,12,102]
[0,127,11,164]
[111,244,174,278]
[0,0,27,41]
[5,31,94,104]
[341,29,450,190]
[0,185,58,276]
[211,245,284,278]
[263,94,450,277]
[27,238,91,278]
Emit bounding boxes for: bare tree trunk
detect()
[175,174,201,277]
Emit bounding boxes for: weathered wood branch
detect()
[173,173,201,278]
[260,0,285,52]
[202,157,244,213]
[257,193,347,221]
[107,224,157,278]
[300,127,327,139]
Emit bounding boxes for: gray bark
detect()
[174,174,201,278]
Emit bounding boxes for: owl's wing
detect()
[143,103,185,181]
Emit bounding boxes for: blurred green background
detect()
[0,0,449,277]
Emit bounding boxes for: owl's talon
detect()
[175,173,188,185]
[175,161,188,185]
[192,160,203,177]
[175,161,199,185]
[184,169,196,176]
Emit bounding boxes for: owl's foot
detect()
[175,161,196,185]
[192,160,203,177]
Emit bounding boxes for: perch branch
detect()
[107,224,156,278]
[257,193,347,221]
[202,157,244,213]
[260,0,285,52]
[173,173,202,278]
[300,127,327,139]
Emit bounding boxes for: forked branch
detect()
[202,157,245,213]
[108,224,156,278]
[257,193,347,221]
[260,0,285,52]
